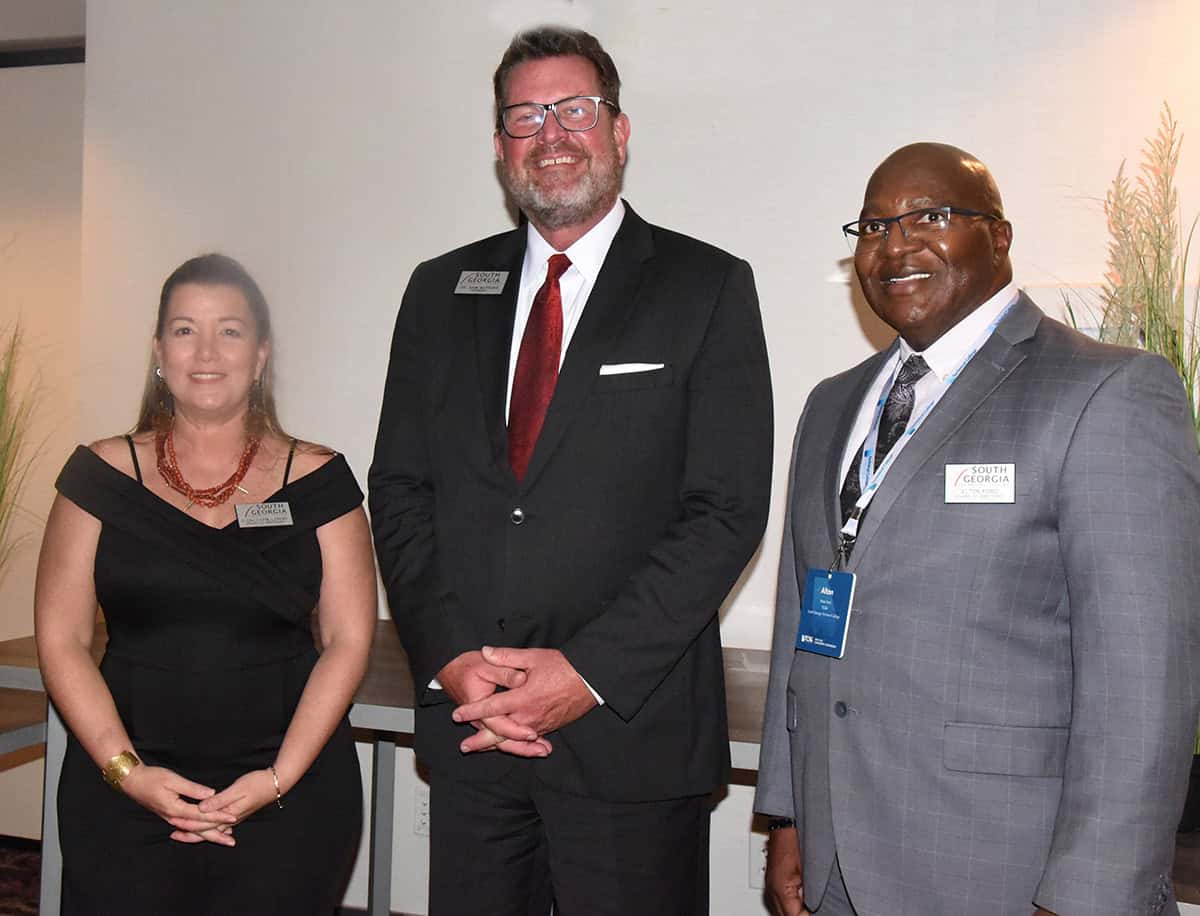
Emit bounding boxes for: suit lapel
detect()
[473,230,527,470]
[518,205,655,490]
[846,294,1043,567]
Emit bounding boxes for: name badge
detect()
[454,270,509,295]
[944,463,1015,503]
[235,501,294,528]
[797,568,856,659]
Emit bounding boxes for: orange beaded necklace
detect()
[154,428,261,509]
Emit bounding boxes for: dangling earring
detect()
[155,366,173,421]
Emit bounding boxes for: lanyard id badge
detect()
[796,567,856,658]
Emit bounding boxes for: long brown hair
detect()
[133,253,289,440]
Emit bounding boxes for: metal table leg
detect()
[368,736,396,916]
[39,700,67,916]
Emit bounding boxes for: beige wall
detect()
[0,61,84,838]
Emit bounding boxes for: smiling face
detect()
[494,54,630,247]
[153,282,269,424]
[854,144,1013,351]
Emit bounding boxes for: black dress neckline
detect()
[70,445,346,533]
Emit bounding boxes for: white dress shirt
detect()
[504,199,626,418]
[836,281,1019,498]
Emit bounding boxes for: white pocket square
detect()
[598,362,666,376]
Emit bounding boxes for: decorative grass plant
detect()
[1067,103,1200,449]
[0,323,37,576]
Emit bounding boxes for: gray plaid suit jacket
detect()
[756,293,1200,916]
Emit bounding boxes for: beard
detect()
[500,137,625,231]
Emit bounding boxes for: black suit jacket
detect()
[369,204,773,802]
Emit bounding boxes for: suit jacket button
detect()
[510,508,524,525]
[834,701,848,718]
[497,618,506,631]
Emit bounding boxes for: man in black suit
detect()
[369,25,773,916]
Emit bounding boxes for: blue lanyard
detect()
[839,297,1017,551]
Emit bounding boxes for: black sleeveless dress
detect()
[54,444,363,915]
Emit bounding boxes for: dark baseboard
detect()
[0,38,85,68]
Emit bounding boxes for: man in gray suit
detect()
[756,142,1200,916]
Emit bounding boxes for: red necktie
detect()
[508,253,571,480]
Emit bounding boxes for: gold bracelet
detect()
[101,751,141,789]
[268,764,284,809]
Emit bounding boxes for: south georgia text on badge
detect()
[235,501,295,528]
[944,463,1016,504]
[454,270,509,295]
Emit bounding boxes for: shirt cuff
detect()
[579,674,604,706]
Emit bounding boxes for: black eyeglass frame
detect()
[498,95,621,139]
[841,206,1002,241]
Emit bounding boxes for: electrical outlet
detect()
[749,832,768,889]
[414,786,430,836]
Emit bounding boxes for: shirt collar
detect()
[899,280,1019,380]
[522,199,626,288]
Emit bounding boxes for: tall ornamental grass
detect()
[1068,103,1200,449]
[0,323,37,575]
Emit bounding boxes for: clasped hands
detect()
[119,762,281,846]
[437,646,597,757]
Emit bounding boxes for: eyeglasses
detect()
[498,95,620,139]
[842,206,1001,245]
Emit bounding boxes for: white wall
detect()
[0,60,84,837]
[72,1,1200,911]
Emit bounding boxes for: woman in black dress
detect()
[35,254,375,914]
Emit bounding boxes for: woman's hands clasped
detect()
[119,764,238,846]
[121,765,281,846]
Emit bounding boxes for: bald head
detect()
[853,142,1014,350]
[865,143,1005,219]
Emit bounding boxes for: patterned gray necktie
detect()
[840,354,932,525]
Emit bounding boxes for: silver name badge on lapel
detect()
[235,502,295,528]
[454,270,509,295]
[945,464,1016,503]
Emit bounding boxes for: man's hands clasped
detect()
[439,645,597,757]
